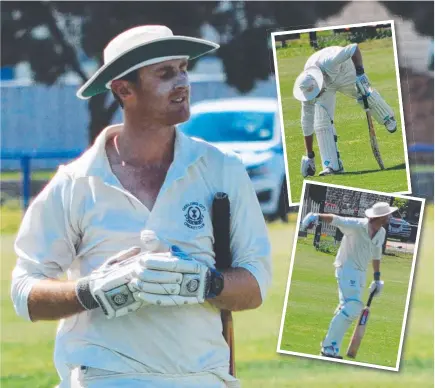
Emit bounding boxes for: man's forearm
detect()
[372,259,381,279]
[304,135,314,154]
[28,279,86,322]
[318,214,335,224]
[351,45,364,72]
[208,268,262,311]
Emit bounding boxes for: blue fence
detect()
[1,150,83,210]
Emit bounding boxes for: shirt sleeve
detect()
[224,155,272,303]
[330,44,358,68]
[372,228,385,260]
[301,100,316,136]
[11,169,80,321]
[331,215,362,235]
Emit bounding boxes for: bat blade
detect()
[361,95,385,170]
[366,112,385,170]
[346,307,371,358]
[346,289,376,358]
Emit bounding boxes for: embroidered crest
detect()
[183,202,206,230]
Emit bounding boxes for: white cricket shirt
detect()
[305,43,358,87]
[11,125,272,385]
[331,215,385,271]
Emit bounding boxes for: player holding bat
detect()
[11,25,272,387]
[300,202,397,359]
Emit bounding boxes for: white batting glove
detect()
[356,73,371,97]
[301,212,319,231]
[76,247,144,319]
[301,153,316,178]
[130,249,211,306]
[369,280,384,297]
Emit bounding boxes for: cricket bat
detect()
[362,95,385,170]
[346,289,377,358]
[212,192,236,377]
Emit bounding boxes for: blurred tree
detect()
[393,197,409,215]
[1,1,219,141]
[2,1,433,142]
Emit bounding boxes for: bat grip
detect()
[362,95,370,110]
[367,289,376,307]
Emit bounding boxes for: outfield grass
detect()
[276,37,409,203]
[1,207,433,387]
[281,242,411,368]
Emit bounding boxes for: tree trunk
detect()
[88,94,120,143]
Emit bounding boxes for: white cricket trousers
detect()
[322,264,366,352]
[59,366,241,388]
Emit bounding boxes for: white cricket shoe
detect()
[320,345,343,359]
[319,160,344,176]
[384,117,397,133]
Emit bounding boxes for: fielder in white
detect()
[11,26,272,387]
[294,43,397,177]
[300,202,397,358]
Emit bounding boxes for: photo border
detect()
[276,179,426,371]
[271,20,413,206]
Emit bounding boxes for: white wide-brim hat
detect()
[365,202,398,218]
[77,25,219,100]
[293,66,324,102]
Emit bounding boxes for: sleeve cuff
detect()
[236,262,271,303]
[11,276,45,322]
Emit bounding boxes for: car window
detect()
[179,111,275,142]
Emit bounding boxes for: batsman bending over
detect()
[293,43,397,177]
[11,26,272,387]
[300,202,397,359]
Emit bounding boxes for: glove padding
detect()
[130,251,211,306]
[301,155,316,178]
[79,247,144,319]
[300,212,319,231]
[369,280,384,297]
[356,73,371,97]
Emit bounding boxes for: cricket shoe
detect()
[320,345,343,359]
[384,117,397,133]
[319,163,344,176]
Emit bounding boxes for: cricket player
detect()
[10,26,272,387]
[294,43,397,177]
[300,201,396,358]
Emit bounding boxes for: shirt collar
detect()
[72,124,207,186]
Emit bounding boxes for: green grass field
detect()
[281,241,412,368]
[276,37,409,203]
[1,207,433,387]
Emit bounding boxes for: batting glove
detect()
[356,72,371,97]
[301,152,316,178]
[75,247,144,319]
[369,280,384,297]
[301,212,319,231]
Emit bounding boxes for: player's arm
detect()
[27,280,85,321]
[300,101,317,177]
[11,170,87,322]
[351,45,364,74]
[301,213,360,234]
[208,156,272,312]
[369,243,384,296]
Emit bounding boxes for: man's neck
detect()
[116,119,176,167]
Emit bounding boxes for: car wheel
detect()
[278,179,289,223]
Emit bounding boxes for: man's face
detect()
[128,58,190,126]
[379,214,392,226]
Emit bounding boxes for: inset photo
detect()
[271,20,411,205]
[277,181,425,371]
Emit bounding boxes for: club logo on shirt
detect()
[183,202,206,230]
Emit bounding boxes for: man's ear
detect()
[111,80,134,103]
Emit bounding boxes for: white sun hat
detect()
[365,202,398,218]
[77,25,219,100]
[293,66,324,102]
